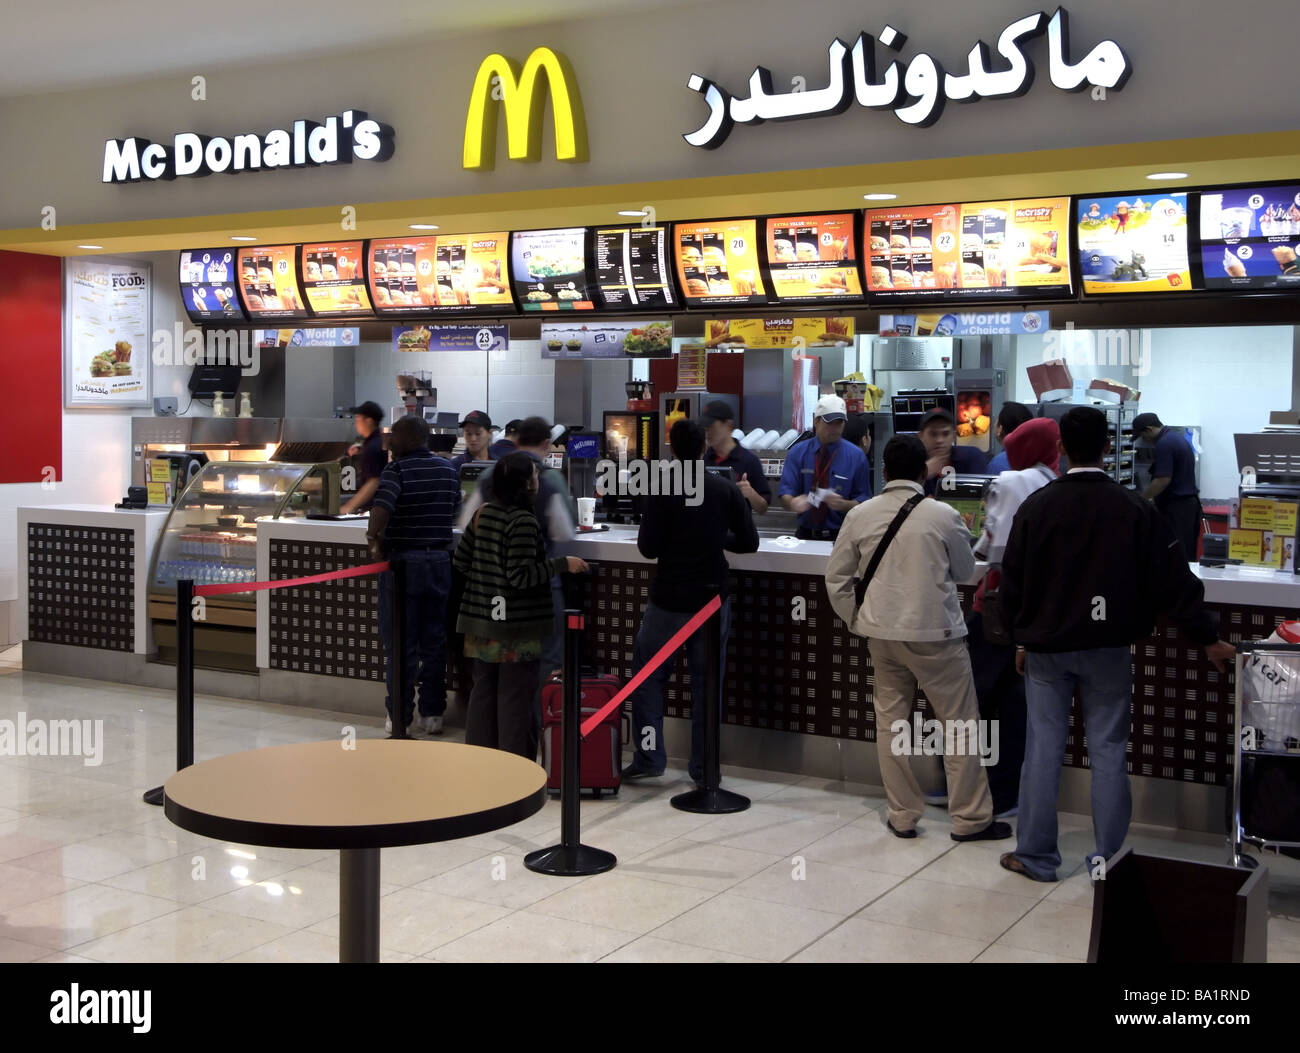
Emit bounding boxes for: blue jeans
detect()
[1015,647,1134,880]
[628,598,731,782]
[377,549,451,726]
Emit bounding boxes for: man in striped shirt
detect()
[367,415,462,737]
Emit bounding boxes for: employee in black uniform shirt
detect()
[489,419,521,458]
[700,400,770,515]
[450,410,495,471]
[1134,411,1201,559]
[341,401,386,513]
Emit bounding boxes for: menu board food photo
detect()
[179,249,246,321]
[300,241,372,316]
[593,226,675,309]
[236,245,308,320]
[867,198,1073,303]
[1077,192,1193,294]
[1199,184,1300,292]
[674,219,768,306]
[764,213,863,303]
[368,233,513,315]
[510,228,595,311]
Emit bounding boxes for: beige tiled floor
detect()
[1,642,1298,963]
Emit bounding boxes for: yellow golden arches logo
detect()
[463,47,588,171]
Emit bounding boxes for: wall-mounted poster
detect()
[64,257,152,408]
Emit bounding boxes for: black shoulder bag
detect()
[853,493,926,612]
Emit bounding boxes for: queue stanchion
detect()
[525,593,616,877]
[389,558,409,740]
[144,578,196,806]
[671,602,749,814]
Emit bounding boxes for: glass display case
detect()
[149,460,340,603]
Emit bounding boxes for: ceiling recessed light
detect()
[1146,172,1188,181]
[618,209,649,217]
[409,223,439,230]
[76,244,103,250]
[863,193,898,201]
[230,235,257,241]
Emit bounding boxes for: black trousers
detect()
[1158,493,1202,561]
[964,612,1026,815]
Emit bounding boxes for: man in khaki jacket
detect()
[825,435,1010,842]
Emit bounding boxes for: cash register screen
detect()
[704,465,734,481]
[459,461,493,503]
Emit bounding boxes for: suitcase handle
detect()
[1236,642,1300,655]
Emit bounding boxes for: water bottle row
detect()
[156,560,257,588]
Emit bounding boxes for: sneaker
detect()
[950,820,1013,843]
[621,763,664,780]
[384,716,414,736]
[416,714,444,735]
[923,792,949,807]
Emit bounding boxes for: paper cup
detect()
[577,498,597,527]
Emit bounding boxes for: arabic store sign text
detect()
[879,311,1049,337]
[705,317,854,349]
[684,8,1130,144]
[393,325,508,352]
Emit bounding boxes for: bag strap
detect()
[854,493,925,609]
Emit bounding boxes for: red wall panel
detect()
[0,251,62,483]
[648,352,745,404]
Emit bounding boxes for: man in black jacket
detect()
[623,418,759,787]
[998,407,1234,882]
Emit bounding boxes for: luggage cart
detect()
[1230,642,1300,868]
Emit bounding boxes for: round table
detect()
[164,740,547,962]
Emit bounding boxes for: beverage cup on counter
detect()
[577,497,597,527]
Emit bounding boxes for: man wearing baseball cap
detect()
[341,401,387,513]
[489,419,522,458]
[1133,412,1201,559]
[778,394,872,540]
[700,400,771,515]
[450,411,495,472]
[918,406,988,497]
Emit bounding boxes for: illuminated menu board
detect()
[179,248,245,321]
[866,198,1073,303]
[300,240,372,315]
[592,226,675,310]
[367,233,513,315]
[1077,192,1193,295]
[510,228,596,311]
[236,245,309,320]
[764,212,863,304]
[673,218,768,307]
[1199,184,1300,292]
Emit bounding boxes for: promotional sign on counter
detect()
[64,257,152,408]
[592,226,676,310]
[1077,193,1193,294]
[236,246,309,321]
[1230,498,1298,570]
[702,317,854,348]
[674,219,769,307]
[879,311,1048,336]
[764,213,863,304]
[540,321,671,359]
[178,249,246,322]
[254,328,359,347]
[511,228,595,311]
[300,241,372,315]
[369,233,513,315]
[393,324,508,352]
[1199,184,1300,292]
[866,198,1073,303]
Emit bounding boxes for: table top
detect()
[164,740,548,850]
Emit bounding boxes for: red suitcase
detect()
[541,672,625,796]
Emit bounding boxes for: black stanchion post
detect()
[671,601,750,815]
[525,596,616,876]
[390,559,408,740]
[144,577,195,806]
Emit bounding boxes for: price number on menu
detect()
[475,327,496,351]
[419,259,433,276]
[1250,194,1265,210]
[277,259,289,275]
[729,237,746,255]
[936,232,956,253]
[820,232,835,245]
[1237,246,1254,260]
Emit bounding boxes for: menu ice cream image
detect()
[593,226,675,309]
[236,245,307,320]
[765,213,863,303]
[300,240,372,315]
[867,198,1072,303]
[1200,185,1300,291]
[674,219,768,306]
[179,249,245,321]
[368,233,512,315]
[67,259,151,407]
[1077,193,1192,294]
[510,228,594,311]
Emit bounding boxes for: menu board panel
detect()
[510,228,595,311]
[673,218,768,307]
[368,233,513,315]
[764,213,863,304]
[179,249,246,321]
[866,198,1073,303]
[300,240,372,316]
[236,245,308,321]
[1199,184,1300,292]
[1077,193,1193,294]
[593,226,675,309]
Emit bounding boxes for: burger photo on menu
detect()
[674,219,767,306]
[765,213,862,303]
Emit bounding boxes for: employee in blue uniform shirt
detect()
[489,419,521,458]
[986,403,1033,474]
[450,410,495,472]
[919,407,988,496]
[778,395,872,540]
[701,400,771,515]
[1135,411,1201,559]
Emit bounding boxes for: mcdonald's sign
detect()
[462,47,588,171]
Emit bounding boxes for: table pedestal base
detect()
[524,843,617,876]
[340,847,380,962]
[670,787,751,814]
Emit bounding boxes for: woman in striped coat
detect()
[453,452,588,757]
